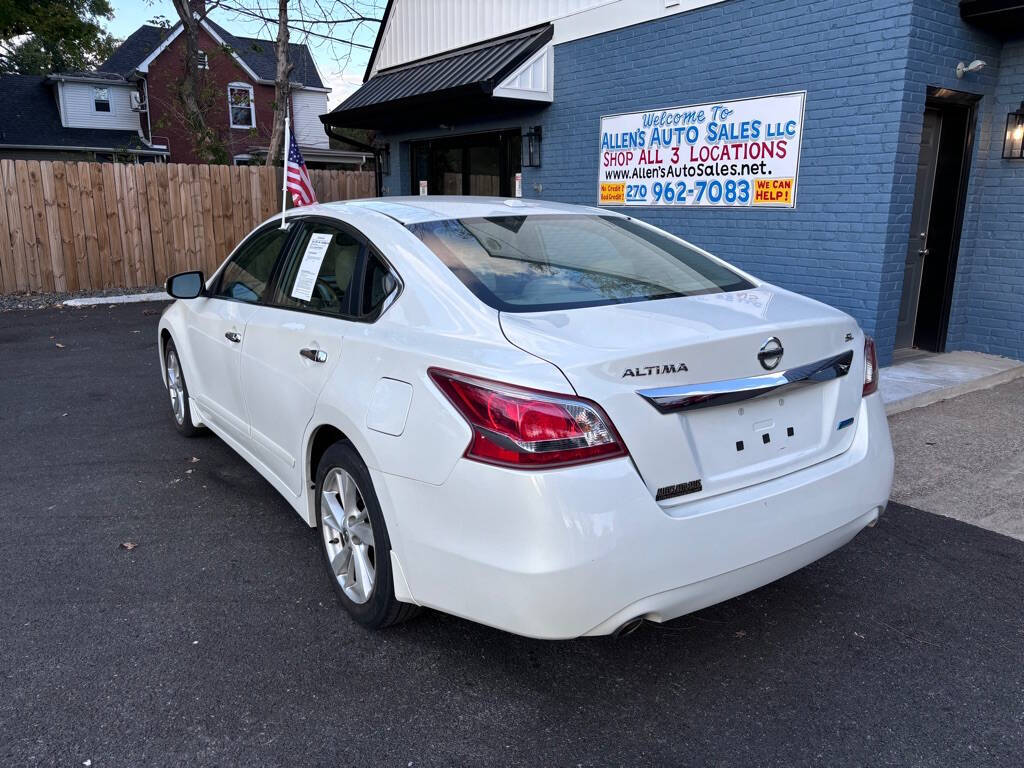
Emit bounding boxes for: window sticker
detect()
[290,232,334,302]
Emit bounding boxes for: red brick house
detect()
[96,5,368,168]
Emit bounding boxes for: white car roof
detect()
[317,196,620,225]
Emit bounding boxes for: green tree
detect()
[0,0,117,74]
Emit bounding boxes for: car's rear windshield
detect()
[406,214,753,312]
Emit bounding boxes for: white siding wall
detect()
[59,82,142,131]
[373,0,610,73]
[291,89,330,149]
[370,0,727,76]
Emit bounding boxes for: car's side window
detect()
[214,227,290,304]
[275,223,365,317]
[361,252,399,317]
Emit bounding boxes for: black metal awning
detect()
[959,1,1024,37]
[321,24,553,130]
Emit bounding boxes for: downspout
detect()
[323,124,382,197]
[142,77,153,146]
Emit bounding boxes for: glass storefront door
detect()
[410,130,521,197]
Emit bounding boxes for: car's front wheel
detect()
[164,338,201,437]
[315,441,419,629]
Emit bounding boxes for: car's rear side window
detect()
[406,214,752,312]
[275,224,365,317]
[214,227,290,304]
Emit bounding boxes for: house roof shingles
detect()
[98,25,170,77]
[99,22,324,89]
[0,74,156,153]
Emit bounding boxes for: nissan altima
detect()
[158,197,894,639]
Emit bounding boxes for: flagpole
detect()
[280,103,290,229]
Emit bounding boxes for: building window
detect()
[228,83,254,129]
[94,87,111,113]
[197,50,209,69]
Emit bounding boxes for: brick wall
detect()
[948,39,1024,358]
[536,0,923,363]
[146,26,276,164]
[896,0,1006,358]
[377,0,1024,362]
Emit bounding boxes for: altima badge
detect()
[622,363,688,378]
[758,337,784,370]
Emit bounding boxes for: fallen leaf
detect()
[185,469,193,474]
[120,541,137,550]
[189,456,200,463]
[734,630,747,638]
[55,342,65,348]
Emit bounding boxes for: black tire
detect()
[164,337,202,438]
[315,441,420,629]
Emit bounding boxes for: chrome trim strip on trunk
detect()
[637,350,854,414]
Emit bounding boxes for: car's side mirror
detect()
[166,271,205,299]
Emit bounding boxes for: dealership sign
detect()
[598,92,806,208]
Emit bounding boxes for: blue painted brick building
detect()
[327,0,1024,364]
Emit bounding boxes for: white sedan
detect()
[158,197,894,639]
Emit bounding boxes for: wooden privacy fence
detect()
[0,159,375,295]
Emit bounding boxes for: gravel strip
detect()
[0,286,162,312]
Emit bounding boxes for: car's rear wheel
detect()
[164,338,201,437]
[315,441,419,629]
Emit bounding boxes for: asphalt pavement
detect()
[1,303,1022,767]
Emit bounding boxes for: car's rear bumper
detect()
[375,393,894,639]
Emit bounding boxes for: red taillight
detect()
[428,368,628,469]
[863,336,879,396]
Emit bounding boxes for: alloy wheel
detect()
[166,349,186,425]
[321,467,376,604]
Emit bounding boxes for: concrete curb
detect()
[64,292,169,307]
[885,364,1024,416]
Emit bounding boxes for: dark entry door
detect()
[411,130,521,197]
[895,93,977,352]
[895,109,941,349]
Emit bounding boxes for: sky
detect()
[105,1,384,107]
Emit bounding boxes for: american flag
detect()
[286,133,317,207]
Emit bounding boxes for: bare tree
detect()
[168,0,226,162]
[264,0,293,167]
[213,1,384,164]
[164,1,381,165]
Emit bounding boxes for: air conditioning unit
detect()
[130,92,145,112]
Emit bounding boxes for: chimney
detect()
[189,0,206,17]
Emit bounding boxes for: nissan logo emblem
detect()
[758,337,784,371]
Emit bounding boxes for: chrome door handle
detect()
[300,347,328,363]
[224,331,241,343]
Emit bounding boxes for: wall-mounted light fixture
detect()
[1003,102,1024,160]
[523,126,542,168]
[956,59,986,79]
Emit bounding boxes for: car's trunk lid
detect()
[499,286,866,507]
